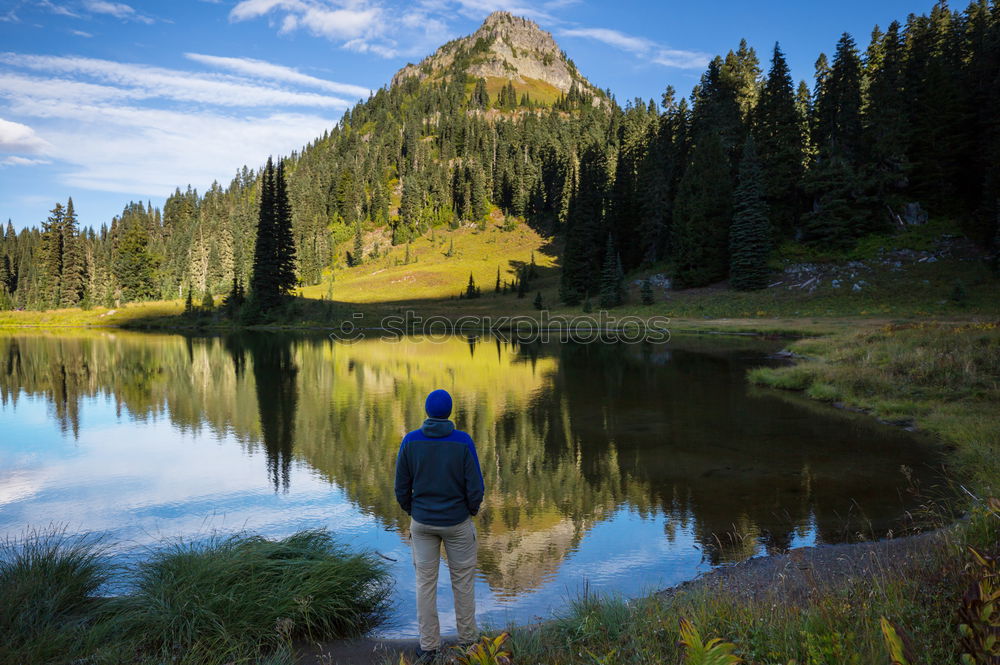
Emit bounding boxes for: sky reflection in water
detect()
[0,332,940,636]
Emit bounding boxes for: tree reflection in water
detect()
[0,331,941,595]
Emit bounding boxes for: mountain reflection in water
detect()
[0,331,941,634]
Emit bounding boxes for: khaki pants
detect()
[410,516,478,650]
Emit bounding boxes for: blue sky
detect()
[0,0,930,230]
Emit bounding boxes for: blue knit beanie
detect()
[425,389,452,419]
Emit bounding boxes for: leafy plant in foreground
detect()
[678,617,742,665]
[958,545,999,665]
[452,631,513,665]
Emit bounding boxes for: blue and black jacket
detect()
[394,418,485,526]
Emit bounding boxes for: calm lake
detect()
[0,330,941,636]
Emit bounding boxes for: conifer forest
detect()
[0,1,997,313]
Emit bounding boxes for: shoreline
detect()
[298,528,947,665]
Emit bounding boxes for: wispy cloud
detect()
[71,29,93,37]
[560,26,709,69]
[82,0,155,24]
[185,53,371,99]
[0,53,354,108]
[38,0,80,18]
[0,117,52,154]
[30,103,335,194]
[1,155,51,166]
[229,0,459,58]
[0,52,366,195]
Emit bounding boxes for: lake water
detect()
[0,330,941,636]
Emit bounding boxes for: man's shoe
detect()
[414,646,438,664]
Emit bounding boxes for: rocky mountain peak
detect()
[390,11,599,103]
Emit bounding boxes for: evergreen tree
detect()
[112,217,157,301]
[273,162,297,295]
[350,222,364,266]
[251,158,277,306]
[60,198,85,307]
[560,144,610,304]
[723,39,762,122]
[468,163,489,220]
[862,21,909,230]
[184,285,193,315]
[40,202,64,307]
[495,267,501,294]
[692,57,746,162]
[638,88,681,263]
[222,276,245,314]
[814,33,864,160]
[599,234,625,308]
[248,158,298,309]
[533,291,544,310]
[754,44,804,237]
[803,153,867,248]
[0,255,12,297]
[465,272,480,299]
[729,138,772,290]
[672,131,733,288]
[805,32,870,246]
[640,278,654,305]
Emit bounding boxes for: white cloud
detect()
[38,0,81,18]
[71,29,94,37]
[0,117,52,154]
[83,0,154,23]
[651,49,711,70]
[230,0,382,40]
[0,51,368,198]
[184,53,371,99]
[561,27,651,53]
[0,54,354,108]
[560,26,709,70]
[8,94,335,194]
[230,0,454,59]
[1,155,51,166]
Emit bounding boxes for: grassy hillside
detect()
[1,219,996,334]
[300,218,556,305]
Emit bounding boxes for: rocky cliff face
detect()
[391,11,599,100]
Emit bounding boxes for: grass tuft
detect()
[112,529,392,661]
[1,528,390,665]
[0,527,114,665]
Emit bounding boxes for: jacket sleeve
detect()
[464,438,485,516]
[394,437,412,514]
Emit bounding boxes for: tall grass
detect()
[0,528,114,665]
[749,321,1000,493]
[501,534,978,664]
[1,528,391,665]
[112,530,392,663]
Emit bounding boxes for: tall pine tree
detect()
[672,130,733,288]
[754,44,804,237]
[730,138,771,290]
[60,198,85,307]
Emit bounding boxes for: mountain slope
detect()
[391,11,602,106]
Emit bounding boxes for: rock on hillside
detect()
[391,11,601,103]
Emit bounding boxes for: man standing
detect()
[395,389,485,661]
